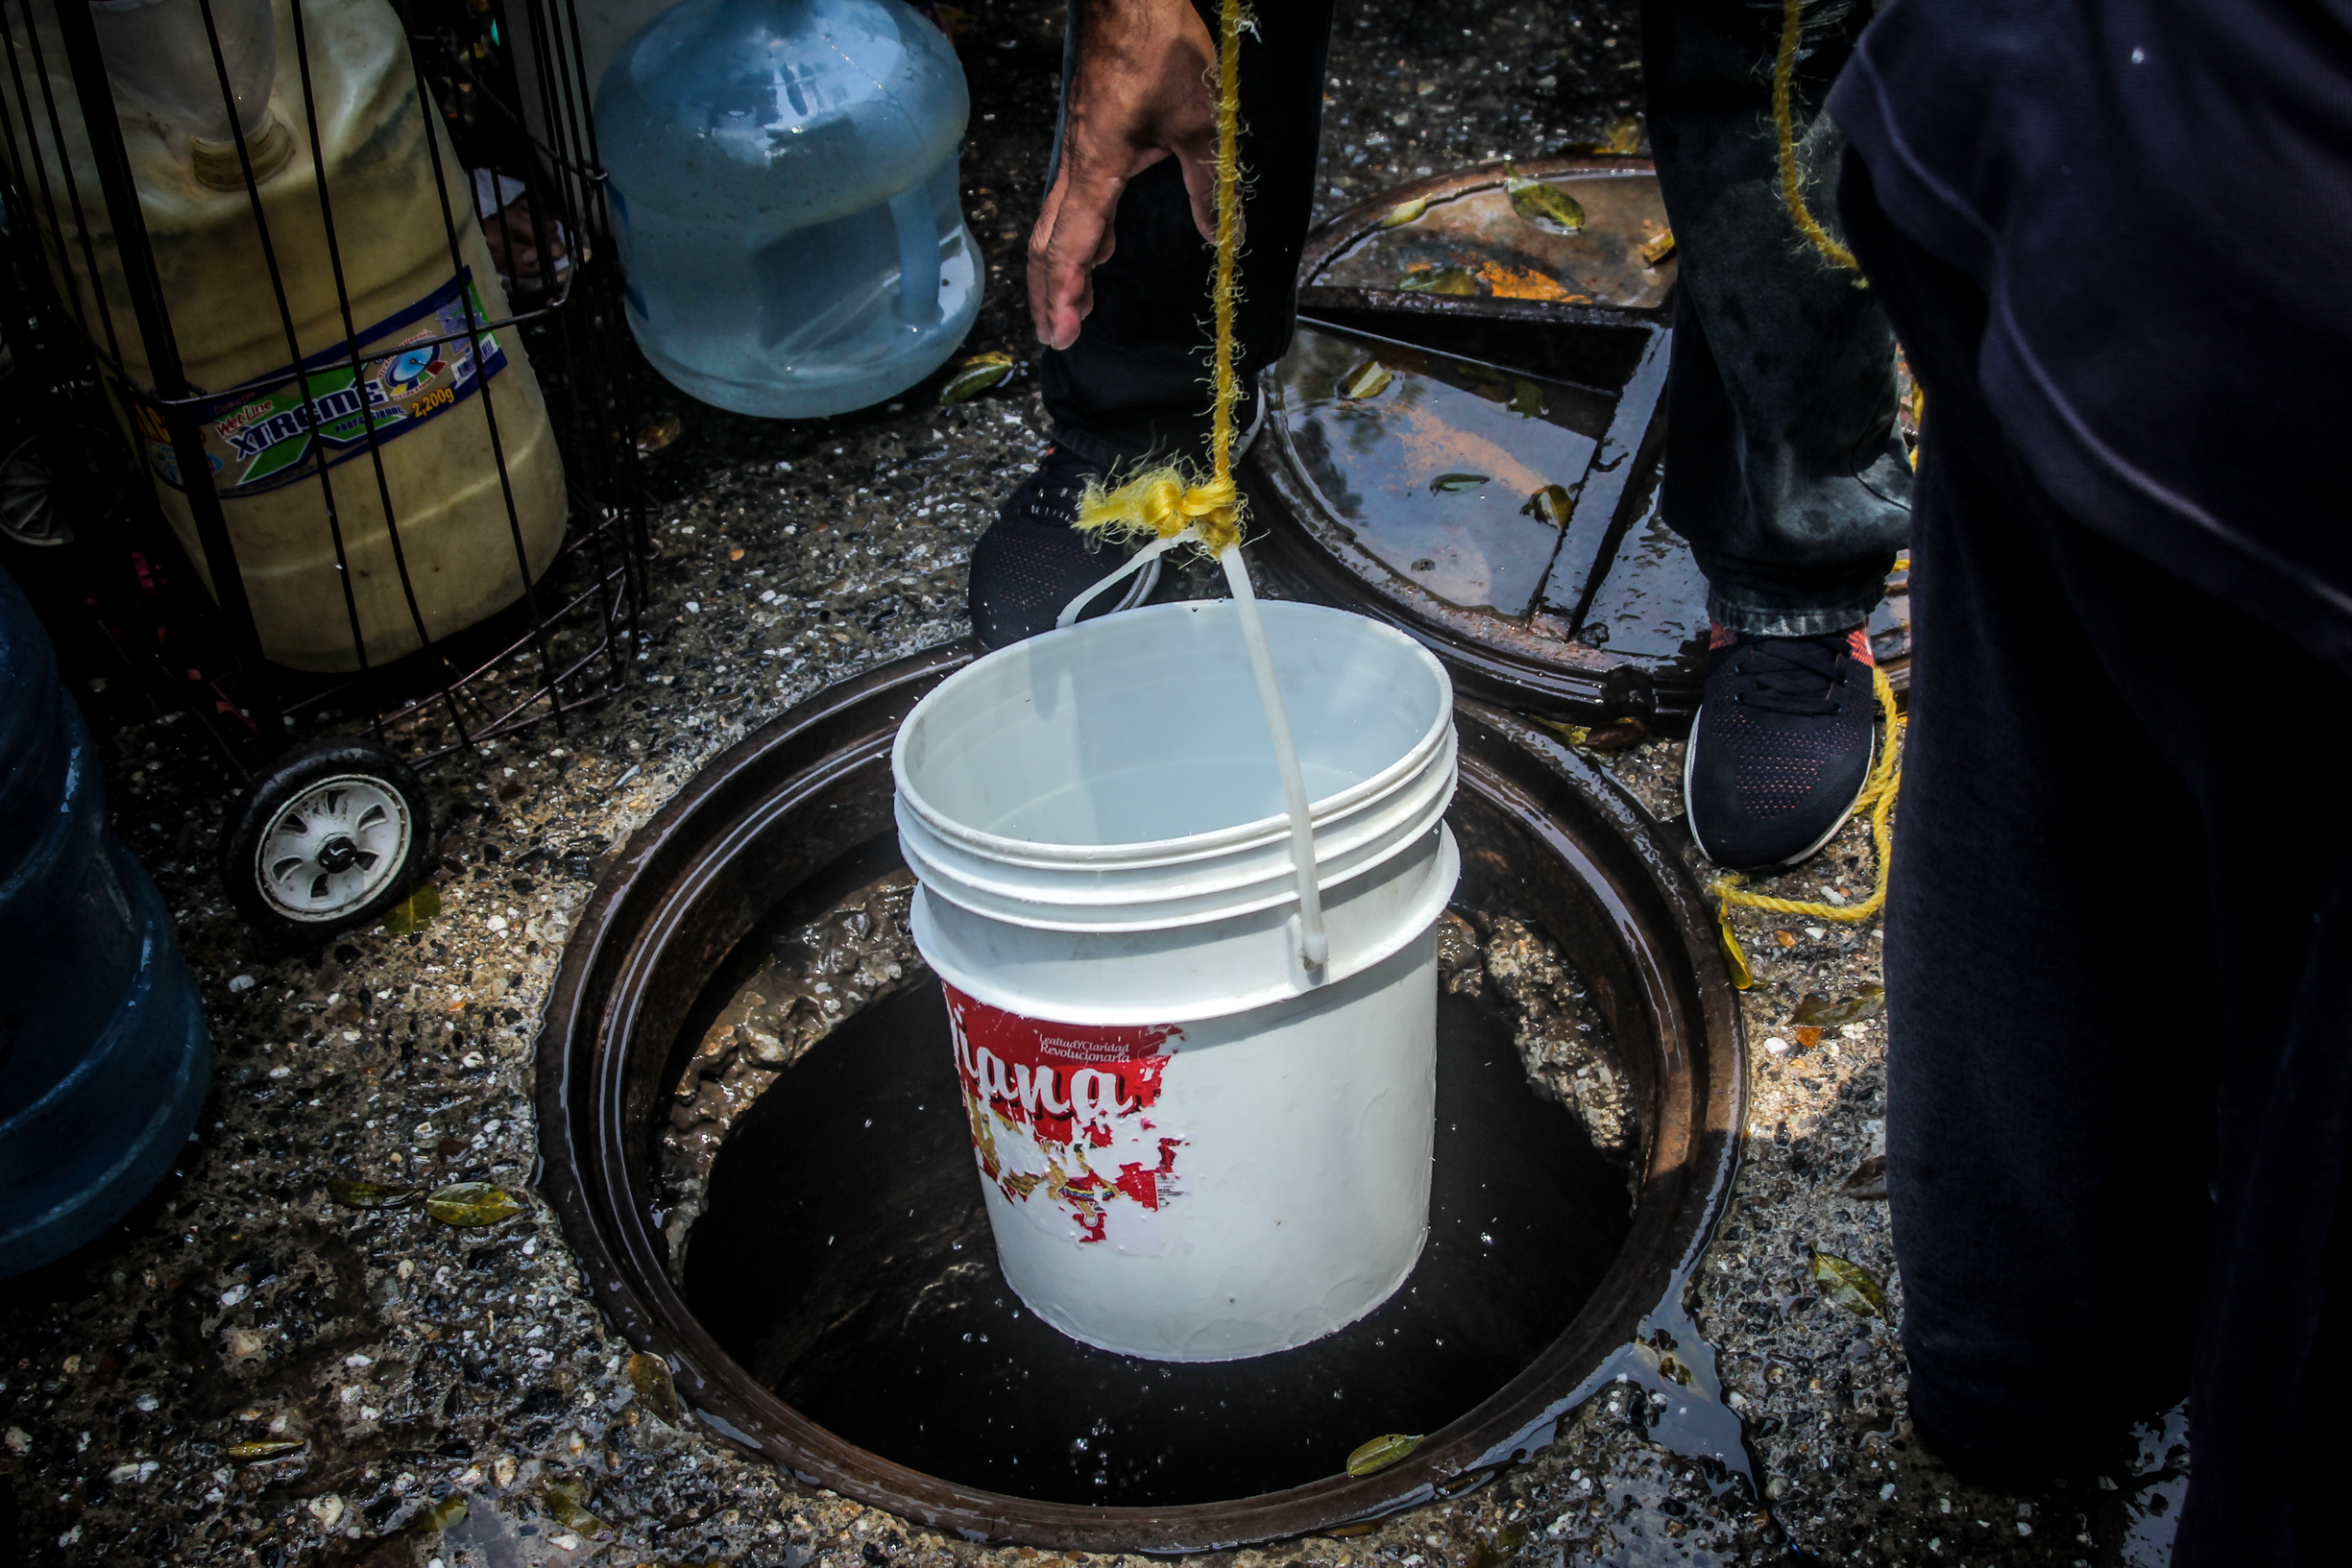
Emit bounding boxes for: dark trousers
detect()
[1641,0,1909,636]
[1041,0,1910,634]
[1844,155,2352,1565]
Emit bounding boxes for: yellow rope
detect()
[1705,3,1903,991]
[1708,663,1901,987]
[1773,0,1860,275]
[1076,0,1250,557]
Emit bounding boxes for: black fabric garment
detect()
[1842,153,2352,1565]
[1829,0,2352,681]
[1641,0,1910,636]
[1036,0,1335,470]
[1038,1,1908,632]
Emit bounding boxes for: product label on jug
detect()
[123,271,513,498]
[944,984,1187,1250]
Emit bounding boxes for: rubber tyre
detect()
[219,737,432,945]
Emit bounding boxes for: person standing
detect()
[1827,3,2352,1558]
[974,0,1909,876]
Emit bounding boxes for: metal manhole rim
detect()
[535,640,1745,1554]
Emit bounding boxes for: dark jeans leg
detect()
[1642,0,1909,635]
[1038,0,1335,470]
[1843,152,2352,1563]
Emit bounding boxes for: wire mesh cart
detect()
[0,0,646,942]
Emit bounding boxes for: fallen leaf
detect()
[1564,117,1642,155]
[1398,264,1479,296]
[1842,1153,1889,1200]
[1429,472,1491,493]
[1378,195,1430,229]
[543,1476,608,1532]
[411,1493,468,1534]
[381,883,440,936]
[1346,1432,1423,1477]
[326,1179,420,1211]
[1792,1025,1822,1049]
[1323,1521,1378,1538]
[1639,228,1677,267]
[1507,378,1545,417]
[1532,715,1589,747]
[939,351,1014,404]
[1337,357,1394,400]
[632,413,682,456]
[1582,716,1647,752]
[932,2,971,41]
[225,1439,305,1463]
[1772,929,1798,948]
[1792,983,1886,1027]
[1718,916,1755,990]
[424,1183,523,1227]
[1502,164,1586,233]
[628,1351,685,1427]
[1811,1250,1890,1319]
[728,547,745,561]
[1472,260,1576,302]
[1521,483,1575,527]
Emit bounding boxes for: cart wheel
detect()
[0,424,128,548]
[221,739,432,944]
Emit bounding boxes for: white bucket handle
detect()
[1218,543,1329,974]
[1052,536,1330,977]
[1054,535,1179,631]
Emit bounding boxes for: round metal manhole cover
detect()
[1244,156,1912,722]
[536,645,1745,1551]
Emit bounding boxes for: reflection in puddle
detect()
[1279,325,1612,615]
[1320,172,1675,312]
[1575,489,1709,662]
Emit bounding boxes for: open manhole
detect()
[537,643,1744,1550]
[1243,156,1912,722]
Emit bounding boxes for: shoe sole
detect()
[1680,712,1878,875]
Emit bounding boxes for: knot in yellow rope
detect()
[1072,0,1252,565]
[1077,468,1243,555]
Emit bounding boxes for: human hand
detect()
[1028,0,1220,351]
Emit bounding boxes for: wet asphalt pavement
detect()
[1,3,2187,1565]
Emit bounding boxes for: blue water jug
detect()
[599,0,981,418]
[0,568,210,1277]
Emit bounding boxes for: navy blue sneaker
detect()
[967,446,1161,651]
[1682,623,1878,872]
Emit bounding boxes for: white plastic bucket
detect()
[893,598,1458,1361]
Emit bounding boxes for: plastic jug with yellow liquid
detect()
[4,0,568,671]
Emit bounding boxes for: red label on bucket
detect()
[944,984,1185,1244]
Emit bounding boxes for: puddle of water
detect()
[2112,1402,2189,1566]
[681,972,1635,1508]
[1573,487,1709,663]
[1279,325,1614,616]
[1319,174,1675,313]
[1568,483,1907,671]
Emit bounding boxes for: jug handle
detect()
[888,185,941,326]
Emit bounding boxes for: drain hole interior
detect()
[668,837,1637,1508]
